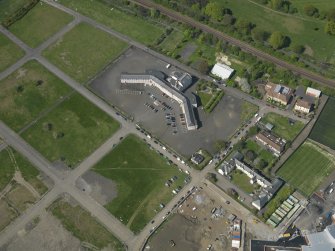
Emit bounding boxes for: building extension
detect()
[120,74,198,130]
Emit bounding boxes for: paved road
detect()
[131,0,335,88]
[0,1,313,249]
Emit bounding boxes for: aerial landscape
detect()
[0,0,335,250]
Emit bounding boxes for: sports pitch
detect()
[277,140,335,197]
[309,98,335,150]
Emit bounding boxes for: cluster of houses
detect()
[265,82,321,114]
[255,130,286,157]
[218,152,283,211]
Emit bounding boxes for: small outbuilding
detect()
[211,63,234,80]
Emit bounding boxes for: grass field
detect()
[43,22,128,83]
[261,112,304,141]
[0,33,24,72]
[0,147,47,195]
[50,198,124,250]
[240,101,259,122]
[58,0,164,45]
[0,0,31,23]
[224,0,335,61]
[231,170,255,194]
[9,2,73,48]
[0,60,72,132]
[22,93,119,168]
[309,98,335,150]
[291,0,335,17]
[92,134,186,233]
[277,140,335,197]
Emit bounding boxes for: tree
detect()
[235,19,252,35]
[325,21,335,35]
[204,2,224,21]
[214,140,227,151]
[206,172,218,183]
[246,150,256,161]
[268,31,285,49]
[197,60,209,74]
[150,8,159,18]
[222,14,234,26]
[291,44,305,54]
[256,159,268,169]
[238,78,251,93]
[270,0,284,10]
[251,28,268,42]
[303,5,318,16]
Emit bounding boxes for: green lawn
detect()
[9,2,73,48]
[0,0,31,23]
[50,199,124,250]
[22,93,119,168]
[231,170,255,194]
[0,60,72,132]
[291,0,335,18]
[261,112,304,141]
[43,22,128,83]
[58,0,164,45]
[245,140,276,167]
[263,185,293,219]
[277,140,335,197]
[92,134,186,233]
[240,101,259,122]
[0,33,24,72]
[0,147,47,195]
[309,98,335,150]
[198,91,212,107]
[224,0,335,61]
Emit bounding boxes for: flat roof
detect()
[120,74,198,130]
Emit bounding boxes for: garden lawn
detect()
[0,147,47,195]
[50,199,124,250]
[309,98,335,150]
[92,134,186,233]
[21,93,119,168]
[245,140,276,167]
[58,0,164,45]
[9,2,73,48]
[0,60,72,132]
[277,140,335,197]
[0,33,24,72]
[231,170,255,194]
[198,91,212,107]
[261,112,304,140]
[43,22,128,83]
[240,101,259,122]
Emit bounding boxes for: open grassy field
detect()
[231,170,255,194]
[291,0,335,17]
[92,134,187,233]
[0,33,24,72]
[43,22,128,83]
[0,147,47,195]
[9,2,73,48]
[22,93,119,168]
[0,0,31,23]
[224,0,335,61]
[240,101,259,122]
[58,0,164,45]
[309,98,335,150]
[261,112,304,141]
[50,198,124,250]
[277,140,335,197]
[0,60,72,132]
